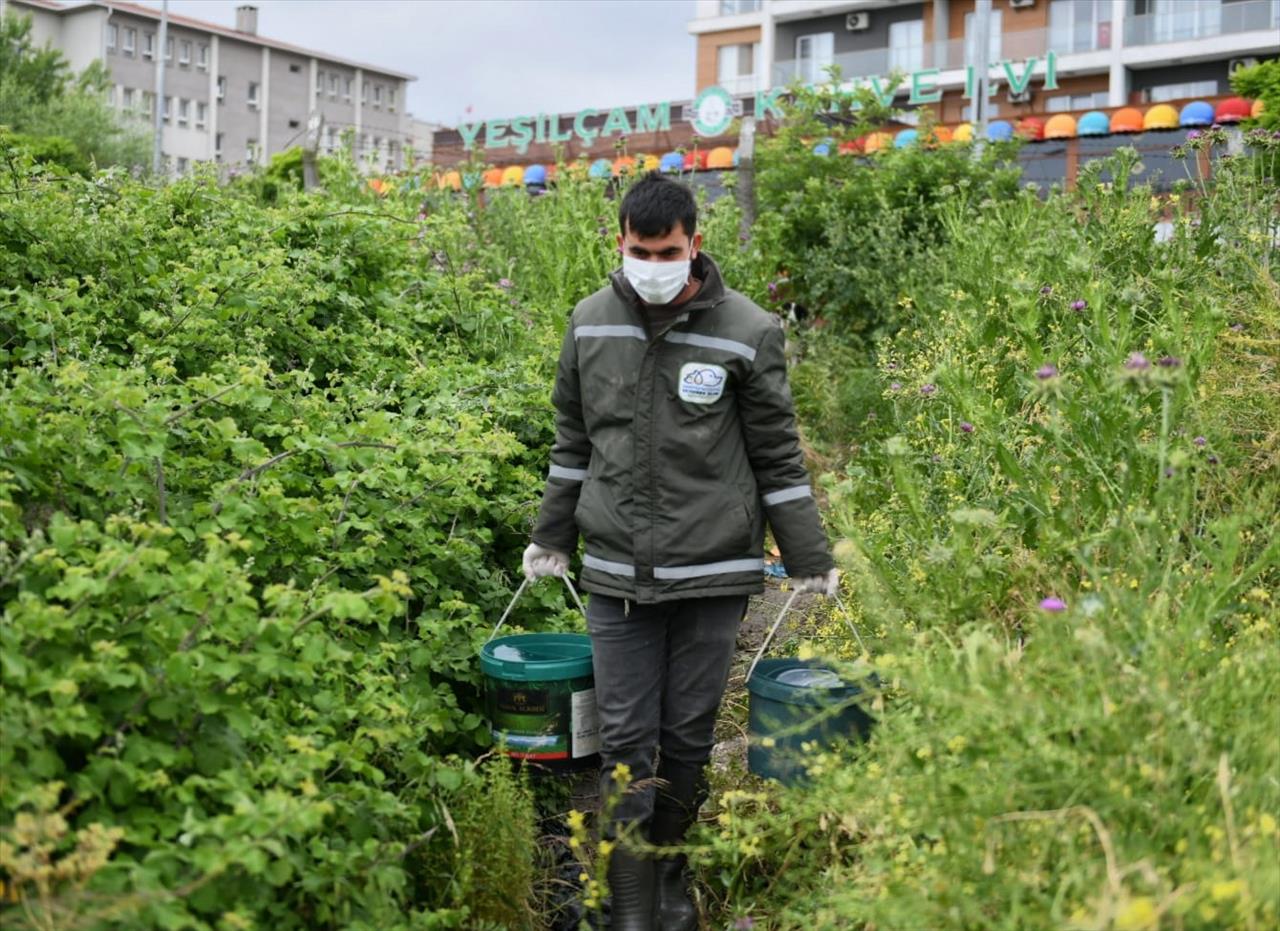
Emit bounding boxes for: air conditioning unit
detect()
[845,12,870,31]
[1009,0,1036,8]
[1229,57,1259,74]
[1008,88,1033,104]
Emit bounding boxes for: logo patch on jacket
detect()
[678,362,728,404]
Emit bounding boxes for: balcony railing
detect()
[718,73,761,95]
[772,29,1052,86]
[1125,0,1279,46]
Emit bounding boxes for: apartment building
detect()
[690,0,1278,122]
[6,0,416,172]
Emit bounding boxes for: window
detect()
[1045,91,1109,112]
[248,81,260,109]
[178,98,189,126]
[373,84,383,108]
[316,69,325,94]
[217,76,227,101]
[163,96,172,123]
[1131,0,1222,45]
[122,27,135,56]
[198,44,208,70]
[329,73,339,98]
[165,37,173,62]
[122,87,134,110]
[196,101,207,129]
[888,19,925,74]
[1048,0,1112,54]
[142,91,154,119]
[289,63,301,74]
[388,87,396,112]
[963,9,1003,65]
[179,40,191,65]
[719,0,761,13]
[107,24,118,52]
[361,80,368,104]
[359,132,369,154]
[246,139,259,164]
[1147,79,1220,102]
[143,32,154,59]
[325,125,336,151]
[795,33,834,84]
[717,42,755,85]
[176,157,188,174]
[343,76,352,101]
[107,84,117,107]
[215,132,224,161]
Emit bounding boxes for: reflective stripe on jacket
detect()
[531,252,833,603]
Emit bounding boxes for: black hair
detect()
[618,171,697,239]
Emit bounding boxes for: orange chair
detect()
[1110,107,1144,133]
[707,146,735,169]
[482,167,504,188]
[864,132,893,153]
[1044,114,1077,139]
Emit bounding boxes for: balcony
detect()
[719,73,762,95]
[772,29,1052,86]
[1125,0,1279,46]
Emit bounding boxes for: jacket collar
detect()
[609,251,727,315]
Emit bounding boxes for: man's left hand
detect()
[794,567,840,598]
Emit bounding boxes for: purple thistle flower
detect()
[1229,323,1244,332]
[1039,597,1067,613]
[1207,454,1219,464]
[960,421,974,434]
[1187,130,1202,140]
[598,226,610,236]
[1164,467,1176,478]
[1157,355,1182,368]
[734,919,756,931]
[1070,299,1088,312]
[890,381,902,392]
[1125,352,1150,371]
[920,383,937,396]
[886,361,898,371]
[1194,436,1206,447]
[767,281,779,297]
[1040,285,1053,296]
[498,278,514,290]
[1036,364,1059,380]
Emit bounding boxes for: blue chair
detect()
[1077,111,1110,136]
[986,120,1013,142]
[1178,100,1215,127]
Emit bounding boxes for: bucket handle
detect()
[486,573,589,644]
[744,590,869,685]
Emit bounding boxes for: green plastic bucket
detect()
[747,658,876,786]
[480,633,600,771]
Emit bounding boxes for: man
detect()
[522,172,837,930]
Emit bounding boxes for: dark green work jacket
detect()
[531,252,833,603]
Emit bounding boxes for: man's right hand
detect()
[522,543,569,581]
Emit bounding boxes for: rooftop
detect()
[10,0,417,81]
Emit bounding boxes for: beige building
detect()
[4,0,416,173]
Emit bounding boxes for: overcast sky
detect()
[163,0,697,125]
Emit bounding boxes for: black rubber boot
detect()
[649,762,704,931]
[606,844,656,931]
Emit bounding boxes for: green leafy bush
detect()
[694,147,1280,929]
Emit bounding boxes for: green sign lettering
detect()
[1002,58,1038,96]
[509,116,534,154]
[459,121,482,150]
[754,88,785,120]
[634,102,671,133]
[868,76,896,107]
[601,107,632,137]
[1044,50,1059,90]
[485,118,509,149]
[573,109,599,145]
[909,68,942,105]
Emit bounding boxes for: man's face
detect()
[617,221,702,263]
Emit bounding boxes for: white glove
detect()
[522,543,569,581]
[794,567,840,598]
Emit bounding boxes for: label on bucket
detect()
[570,688,600,758]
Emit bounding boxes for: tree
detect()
[0,11,150,172]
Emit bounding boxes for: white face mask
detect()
[622,254,691,305]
